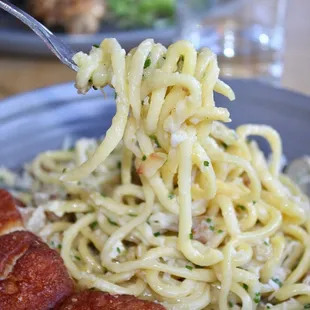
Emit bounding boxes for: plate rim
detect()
[1,78,309,168]
[1,78,310,108]
[1,78,310,128]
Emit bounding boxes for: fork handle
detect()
[0,0,78,72]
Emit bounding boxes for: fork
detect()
[0,0,78,72]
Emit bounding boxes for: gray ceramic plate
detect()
[0,79,309,169]
[0,27,175,56]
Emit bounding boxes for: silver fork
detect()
[0,0,78,72]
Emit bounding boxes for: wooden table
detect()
[0,0,309,99]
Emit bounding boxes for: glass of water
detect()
[177,0,287,84]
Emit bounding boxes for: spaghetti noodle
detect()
[4,39,310,310]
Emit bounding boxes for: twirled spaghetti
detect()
[3,39,310,310]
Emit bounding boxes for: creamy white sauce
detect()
[171,130,188,147]
[26,206,47,233]
[110,241,125,259]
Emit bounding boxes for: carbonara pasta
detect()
[3,39,310,310]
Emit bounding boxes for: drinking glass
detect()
[177,0,287,84]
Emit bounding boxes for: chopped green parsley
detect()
[272,278,282,287]
[253,292,261,303]
[90,221,98,229]
[128,213,137,217]
[149,134,161,148]
[237,204,246,211]
[107,218,118,226]
[144,58,151,69]
[168,193,175,199]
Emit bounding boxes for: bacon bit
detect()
[41,164,52,173]
[46,211,62,222]
[13,197,26,208]
[50,194,58,200]
[136,152,167,178]
[192,216,224,245]
[181,87,189,96]
[150,153,162,160]
[136,166,144,175]
[242,173,251,187]
[192,217,209,244]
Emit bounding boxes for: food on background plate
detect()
[27,0,106,34]
[26,0,175,34]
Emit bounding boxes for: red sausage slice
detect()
[0,231,74,310]
[57,290,166,310]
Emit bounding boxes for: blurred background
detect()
[0,0,309,99]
